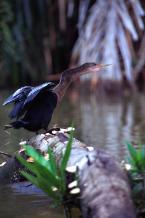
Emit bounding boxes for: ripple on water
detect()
[1,89,145,217]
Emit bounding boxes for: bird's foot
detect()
[4,124,12,130]
[46,127,61,135]
[46,127,75,135]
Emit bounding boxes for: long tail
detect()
[5,120,28,129]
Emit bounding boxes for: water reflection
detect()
[1,87,145,217]
[1,88,145,158]
[0,184,63,218]
[79,92,145,158]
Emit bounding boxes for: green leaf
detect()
[126,142,145,173]
[21,171,59,201]
[127,143,140,169]
[60,130,73,172]
[127,143,138,161]
[138,145,145,171]
[17,154,60,200]
[16,131,74,202]
[59,131,74,193]
[21,171,38,186]
[24,145,52,172]
[16,154,37,175]
[34,162,60,188]
[16,154,60,188]
[48,147,57,175]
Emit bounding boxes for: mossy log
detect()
[0,128,135,218]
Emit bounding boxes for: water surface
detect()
[1,87,145,217]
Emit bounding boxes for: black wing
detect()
[9,101,25,119]
[23,82,54,107]
[3,86,32,106]
[18,91,58,131]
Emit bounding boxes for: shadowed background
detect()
[1,1,145,218]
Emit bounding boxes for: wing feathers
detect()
[3,86,32,106]
[3,82,55,121]
[23,82,54,106]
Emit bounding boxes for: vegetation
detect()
[0,0,145,88]
[0,0,78,86]
[16,131,73,205]
[72,0,145,85]
[127,142,145,174]
[126,142,145,216]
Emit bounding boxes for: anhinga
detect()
[3,63,107,132]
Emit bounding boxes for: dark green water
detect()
[1,88,145,217]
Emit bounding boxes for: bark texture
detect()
[0,130,135,218]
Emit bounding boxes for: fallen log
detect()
[79,150,135,218]
[0,128,135,218]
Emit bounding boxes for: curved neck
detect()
[52,63,107,101]
[53,65,90,101]
[53,70,72,102]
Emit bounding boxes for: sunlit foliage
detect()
[17,131,73,204]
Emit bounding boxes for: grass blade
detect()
[127,143,139,165]
[24,145,52,172]
[17,153,60,188]
[21,171,59,201]
[60,131,73,172]
[48,147,57,175]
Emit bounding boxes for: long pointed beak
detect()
[79,63,111,76]
[72,63,111,79]
[100,64,112,67]
[93,63,111,70]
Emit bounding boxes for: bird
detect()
[3,82,55,132]
[3,63,108,132]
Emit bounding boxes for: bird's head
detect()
[61,63,110,82]
[77,63,106,75]
[53,63,110,101]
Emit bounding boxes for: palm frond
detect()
[71,0,145,83]
[0,0,77,86]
